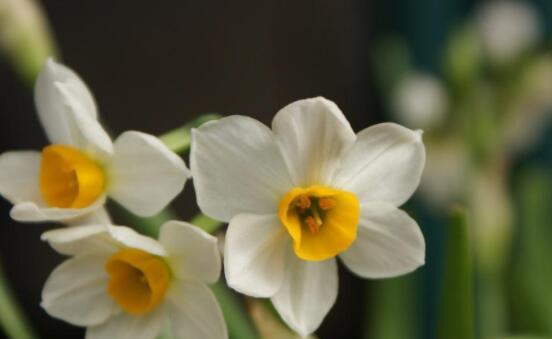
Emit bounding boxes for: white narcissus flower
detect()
[191,97,426,337]
[41,221,228,339]
[0,58,190,223]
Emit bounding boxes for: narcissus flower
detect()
[41,221,227,339]
[191,97,426,337]
[0,59,189,223]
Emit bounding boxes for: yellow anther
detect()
[305,216,321,233]
[318,197,337,210]
[294,194,311,210]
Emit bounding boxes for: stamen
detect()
[318,197,337,210]
[305,216,321,233]
[294,194,311,210]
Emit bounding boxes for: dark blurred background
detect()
[2,1,552,339]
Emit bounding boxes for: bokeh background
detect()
[1,0,552,338]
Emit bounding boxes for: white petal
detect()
[34,58,97,145]
[167,280,228,339]
[332,123,425,206]
[106,225,167,257]
[271,253,338,337]
[191,116,293,222]
[41,225,118,256]
[68,207,112,226]
[41,253,118,326]
[224,213,288,297]
[159,221,221,283]
[10,196,106,223]
[0,151,41,204]
[42,224,168,257]
[107,131,189,217]
[86,306,165,339]
[59,97,113,158]
[339,202,425,278]
[272,97,356,186]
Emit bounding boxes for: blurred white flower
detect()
[392,72,448,130]
[191,97,426,337]
[0,59,190,223]
[476,0,541,64]
[41,221,227,339]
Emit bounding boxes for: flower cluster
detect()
[0,59,426,338]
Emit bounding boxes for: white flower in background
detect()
[41,221,227,339]
[191,97,426,337]
[392,72,448,130]
[476,0,541,64]
[0,58,189,223]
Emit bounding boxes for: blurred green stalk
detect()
[0,262,37,339]
[0,0,59,85]
[438,207,475,339]
[159,113,222,155]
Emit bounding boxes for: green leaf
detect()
[364,275,421,339]
[438,206,475,339]
[510,169,552,333]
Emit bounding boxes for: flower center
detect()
[278,185,360,261]
[106,248,170,315]
[39,144,105,208]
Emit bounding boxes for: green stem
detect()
[159,114,222,154]
[211,282,258,339]
[438,207,475,339]
[0,262,37,339]
[190,213,224,234]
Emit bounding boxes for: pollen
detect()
[278,185,360,261]
[305,216,322,233]
[318,197,337,210]
[295,194,311,210]
[106,248,170,315]
[40,144,105,208]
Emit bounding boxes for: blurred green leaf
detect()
[438,207,475,339]
[0,262,37,339]
[364,275,421,339]
[510,169,552,333]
